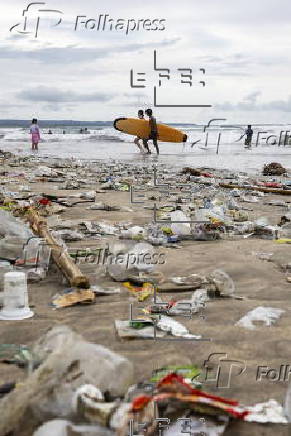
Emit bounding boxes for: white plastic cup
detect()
[0,272,34,320]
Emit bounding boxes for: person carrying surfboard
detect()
[134,110,148,153]
[145,108,159,155]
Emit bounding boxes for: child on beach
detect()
[30,118,40,151]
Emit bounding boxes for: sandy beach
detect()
[2,0,291,433]
[0,152,290,435]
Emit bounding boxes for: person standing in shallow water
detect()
[245,124,253,148]
[30,118,40,151]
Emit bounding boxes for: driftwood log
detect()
[26,208,90,288]
[219,183,291,195]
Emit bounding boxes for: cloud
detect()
[0,38,179,63]
[18,86,113,102]
[200,30,231,47]
[261,96,291,112]
[1,1,291,122]
[200,52,288,78]
[197,53,253,77]
[43,103,63,112]
[121,100,152,107]
[216,92,291,112]
[244,91,261,104]
[123,92,147,97]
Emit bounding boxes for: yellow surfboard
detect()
[114,118,187,143]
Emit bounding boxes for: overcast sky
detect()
[0,0,291,123]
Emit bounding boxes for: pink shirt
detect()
[30,124,40,141]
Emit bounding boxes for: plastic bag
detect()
[255,217,269,227]
[81,191,96,200]
[209,269,235,296]
[0,261,13,291]
[0,210,33,239]
[236,306,285,330]
[247,399,288,424]
[157,315,201,339]
[170,210,191,235]
[126,242,155,272]
[33,166,56,177]
[52,230,84,241]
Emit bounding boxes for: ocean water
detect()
[1,123,291,173]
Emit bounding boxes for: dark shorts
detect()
[245,135,252,145]
[149,132,158,140]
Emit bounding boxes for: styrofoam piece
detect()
[236,306,284,330]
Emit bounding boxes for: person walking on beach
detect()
[145,108,159,155]
[30,118,40,151]
[134,110,148,153]
[245,124,253,148]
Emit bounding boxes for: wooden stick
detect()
[219,183,291,195]
[26,208,90,288]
